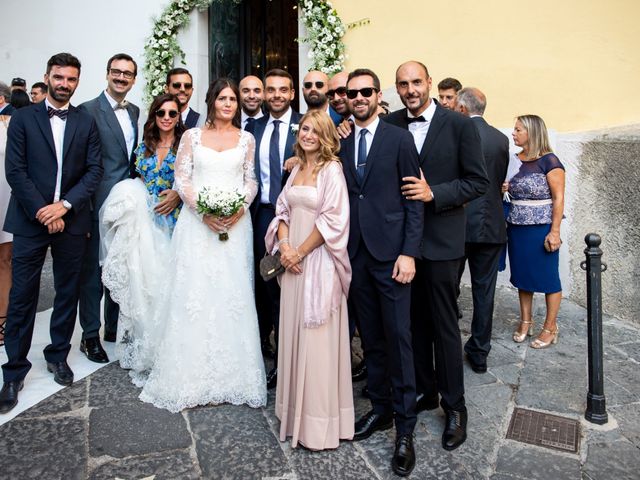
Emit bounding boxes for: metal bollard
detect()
[580,233,608,425]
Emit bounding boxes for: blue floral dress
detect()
[134,143,182,234]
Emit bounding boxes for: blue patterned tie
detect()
[269,120,282,205]
[357,128,368,180]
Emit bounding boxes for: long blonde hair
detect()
[516,114,553,160]
[293,110,341,178]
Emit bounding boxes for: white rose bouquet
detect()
[196,187,246,241]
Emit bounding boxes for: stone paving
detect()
[1,285,639,479]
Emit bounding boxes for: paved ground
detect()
[1,280,639,479]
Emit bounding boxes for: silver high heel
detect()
[512,320,534,343]
[530,327,559,349]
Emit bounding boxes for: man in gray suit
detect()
[455,87,509,373]
[78,53,140,363]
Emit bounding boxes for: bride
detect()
[101,78,266,412]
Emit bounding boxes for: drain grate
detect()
[506,407,580,453]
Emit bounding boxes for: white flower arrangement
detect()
[144,0,347,102]
[196,187,246,241]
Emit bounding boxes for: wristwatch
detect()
[61,199,72,210]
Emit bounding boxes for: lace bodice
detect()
[174,128,257,214]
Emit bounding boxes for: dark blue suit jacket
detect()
[1,104,16,116]
[249,109,303,215]
[340,120,423,262]
[329,106,343,126]
[184,108,201,129]
[384,105,488,260]
[3,101,103,236]
[79,92,139,216]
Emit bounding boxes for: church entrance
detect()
[209,0,300,110]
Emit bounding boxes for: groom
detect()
[340,68,423,477]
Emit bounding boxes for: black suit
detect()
[184,108,200,129]
[1,104,16,116]
[2,101,103,382]
[385,104,488,410]
[341,120,423,435]
[249,110,302,346]
[460,117,509,364]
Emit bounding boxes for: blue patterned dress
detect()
[506,153,564,293]
[134,143,182,234]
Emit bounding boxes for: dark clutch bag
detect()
[259,251,285,281]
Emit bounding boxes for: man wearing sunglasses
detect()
[389,61,488,452]
[78,53,140,363]
[302,70,342,126]
[340,68,423,477]
[327,71,350,120]
[164,68,200,129]
[250,68,302,390]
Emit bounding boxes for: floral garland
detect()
[144,0,346,102]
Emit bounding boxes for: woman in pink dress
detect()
[265,110,354,450]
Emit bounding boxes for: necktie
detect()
[406,115,426,124]
[269,120,282,205]
[245,117,255,131]
[114,101,128,110]
[357,128,368,180]
[47,107,68,120]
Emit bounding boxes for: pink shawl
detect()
[265,161,351,328]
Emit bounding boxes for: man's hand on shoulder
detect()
[401,169,433,202]
[336,119,353,139]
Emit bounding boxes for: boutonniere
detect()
[290,123,299,135]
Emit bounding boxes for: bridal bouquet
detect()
[196,187,246,241]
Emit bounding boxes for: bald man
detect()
[239,75,264,131]
[328,71,350,120]
[302,70,342,125]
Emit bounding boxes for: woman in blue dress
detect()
[507,115,565,349]
[134,93,185,234]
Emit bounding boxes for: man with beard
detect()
[250,69,302,386]
[328,71,350,120]
[341,68,422,477]
[0,53,103,413]
[78,53,140,363]
[165,67,200,128]
[302,70,342,125]
[239,75,264,131]
[388,61,487,451]
[437,77,462,110]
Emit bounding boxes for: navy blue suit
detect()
[385,104,488,410]
[340,120,423,435]
[249,110,302,346]
[184,108,200,129]
[78,92,139,340]
[2,101,103,382]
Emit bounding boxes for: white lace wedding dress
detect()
[101,128,266,412]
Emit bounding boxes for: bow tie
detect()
[406,116,426,124]
[47,107,69,120]
[114,101,128,110]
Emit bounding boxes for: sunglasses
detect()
[155,109,179,118]
[327,86,347,98]
[303,81,325,89]
[346,87,379,99]
[171,82,193,90]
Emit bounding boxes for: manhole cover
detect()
[506,407,580,453]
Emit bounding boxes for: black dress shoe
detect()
[351,360,367,382]
[442,407,467,450]
[0,381,24,414]
[392,433,416,477]
[47,361,74,386]
[261,341,275,359]
[361,385,370,399]
[415,392,439,413]
[466,355,487,374]
[266,367,277,390]
[80,337,110,363]
[103,331,117,343]
[353,410,393,441]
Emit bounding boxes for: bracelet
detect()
[295,248,303,262]
[277,237,289,246]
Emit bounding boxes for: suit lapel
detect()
[34,102,56,157]
[99,93,128,157]
[419,104,447,165]
[252,117,268,182]
[62,106,79,162]
[342,133,357,185]
[361,121,386,187]
[284,112,301,159]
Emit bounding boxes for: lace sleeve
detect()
[241,131,258,208]
[174,129,200,215]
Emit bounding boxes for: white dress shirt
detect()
[181,106,192,124]
[104,90,135,156]
[259,108,292,204]
[45,98,68,202]
[241,110,264,130]
[353,116,380,171]
[407,98,436,153]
